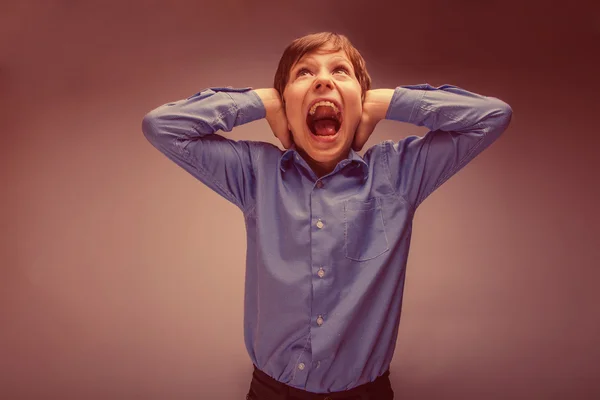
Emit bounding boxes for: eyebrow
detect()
[293,57,352,69]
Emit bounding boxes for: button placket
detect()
[292,356,310,387]
[310,177,331,381]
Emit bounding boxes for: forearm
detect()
[142,87,266,144]
[385,84,512,136]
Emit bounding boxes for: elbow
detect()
[499,99,513,122]
[499,101,513,132]
[488,98,513,135]
[141,111,155,138]
[141,107,164,141]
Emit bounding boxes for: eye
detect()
[296,68,311,77]
[333,65,350,74]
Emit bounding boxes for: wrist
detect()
[253,88,281,115]
[364,89,395,123]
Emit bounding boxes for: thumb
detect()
[270,113,293,149]
[352,119,374,152]
[278,129,293,149]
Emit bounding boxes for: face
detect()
[282,43,362,173]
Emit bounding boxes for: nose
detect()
[313,74,334,91]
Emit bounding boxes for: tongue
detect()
[314,119,337,136]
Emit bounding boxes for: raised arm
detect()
[141,87,288,212]
[362,84,513,209]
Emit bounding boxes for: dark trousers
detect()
[246,365,394,400]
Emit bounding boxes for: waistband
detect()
[250,365,391,400]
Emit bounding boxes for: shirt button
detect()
[316,315,324,326]
[298,362,305,370]
[316,219,324,229]
[315,180,323,189]
[317,268,325,278]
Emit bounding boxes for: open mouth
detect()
[306,100,343,138]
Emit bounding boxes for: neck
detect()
[297,149,349,178]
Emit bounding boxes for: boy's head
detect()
[274,32,372,174]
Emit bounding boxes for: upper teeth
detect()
[309,101,339,115]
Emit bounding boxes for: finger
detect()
[275,109,293,149]
[352,131,364,151]
[270,118,293,149]
[352,123,371,152]
[278,129,293,149]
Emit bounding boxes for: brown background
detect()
[2,0,599,399]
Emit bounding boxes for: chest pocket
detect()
[344,197,389,261]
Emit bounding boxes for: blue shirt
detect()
[142,84,512,393]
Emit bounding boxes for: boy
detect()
[142,32,512,400]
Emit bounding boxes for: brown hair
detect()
[273,32,372,103]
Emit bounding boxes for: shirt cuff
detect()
[210,87,267,125]
[385,85,428,124]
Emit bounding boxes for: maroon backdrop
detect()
[2,1,599,399]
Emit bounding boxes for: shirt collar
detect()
[279,145,369,177]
